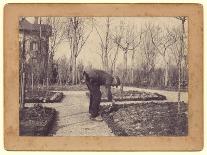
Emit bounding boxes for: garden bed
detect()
[20,104,56,136]
[101,90,166,102]
[48,84,88,91]
[25,91,64,103]
[100,102,188,136]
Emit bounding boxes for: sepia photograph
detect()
[4,3,203,151]
[19,16,188,137]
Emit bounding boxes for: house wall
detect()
[19,30,50,87]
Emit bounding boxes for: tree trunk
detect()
[58,73,62,86]
[72,25,78,85]
[120,52,128,99]
[131,49,135,84]
[164,60,169,87]
[104,17,110,72]
[31,72,34,91]
[104,52,109,72]
[178,60,181,102]
[75,57,77,84]
[177,18,185,113]
[20,32,26,109]
[20,72,25,109]
[131,68,134,85]
[72,56,77,85]
[123,51,128,86]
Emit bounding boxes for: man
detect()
[83,69,120,121]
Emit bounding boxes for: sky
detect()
[26,17,188,69]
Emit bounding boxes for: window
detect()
[30,42,38,51]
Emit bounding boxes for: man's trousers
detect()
[87,82,102,118]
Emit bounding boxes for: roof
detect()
[19,18,52,36]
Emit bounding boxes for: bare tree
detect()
[109,42,119,74]
[94,17,114,72]
[169,17,187,112]
[130,27,143,84]
[176,17,187,108]
[65,17,93,84]
[149,25,176,87]
[45,17,65,87]
[140,24,157,86]
[114,22,143,90]
[19,18,26,109]
[109,21,124,75]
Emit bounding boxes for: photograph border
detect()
[4,3,203,151]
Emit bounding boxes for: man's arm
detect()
[105,85,112,101]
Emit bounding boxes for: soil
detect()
[20,104,56,136]
[25,91,64,103]
[101,102,188,136]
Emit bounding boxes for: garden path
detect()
[25,91,114,136]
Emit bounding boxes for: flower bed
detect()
[25,91,64,103]
[100,102,188,136]
[101,90,166,102]
[20,104,56,136]
[49,84,88,91]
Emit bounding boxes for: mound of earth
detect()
[101,102,188,136]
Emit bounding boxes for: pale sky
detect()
[26,17,188,69]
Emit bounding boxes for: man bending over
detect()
[83,69,120,121]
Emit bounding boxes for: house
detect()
[19,17,52,85]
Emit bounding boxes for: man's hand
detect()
[112,99,116,106]
[111,76,121,88]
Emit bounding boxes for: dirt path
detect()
[26,91,114,136]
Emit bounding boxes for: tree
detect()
[110,21,124,75]
[170,17,187,112]
[140,24,157,86]
[45,17,65,87]
[114,22,143,89]
[149,25,176,87]
[65,17,93,84]
[130,27,143,84]
[57,56,70,85]
[19,20,26,109]
[94,17,114,72]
